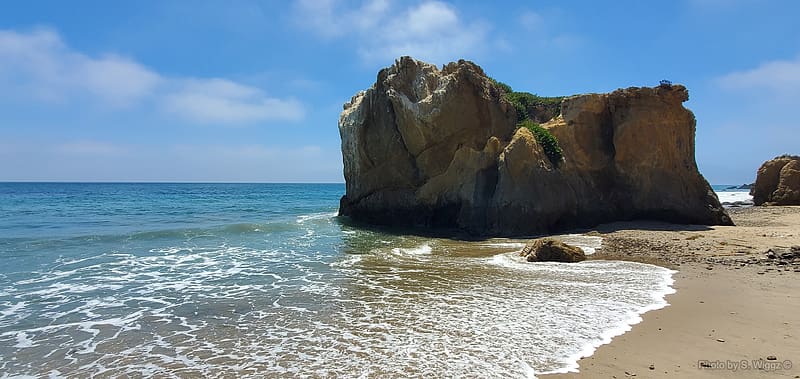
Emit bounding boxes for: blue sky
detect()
[0,0,798,183]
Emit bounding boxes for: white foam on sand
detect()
[391,243,432,256]
[1,230,677,378]
[330,254,363,268]
[486,253,676,377]
[546,267,676,375]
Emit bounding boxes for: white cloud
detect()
[700,56,800,182]
[294,0,491,64]
[164,79,304,124]
[403,2,458,35]
[363,2,490,63]
[0,28,160,106]
[0,28,304,124]
[716,55,800,94]
[80,55,161,106]
[295,0,390,37]
[295,0,343,37]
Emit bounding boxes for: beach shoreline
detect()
[545,206,800,378]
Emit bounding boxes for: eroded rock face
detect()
[520,238,586,263]
[751,155,800,205]
[338,57,732,236]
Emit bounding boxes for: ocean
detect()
[711,184,753,205]
[0,183,679,377]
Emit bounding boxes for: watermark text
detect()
[698,359,792,372]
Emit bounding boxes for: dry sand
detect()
[545,206,800,378]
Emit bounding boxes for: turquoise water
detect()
[711,184,749,192]
[0,183,674,377]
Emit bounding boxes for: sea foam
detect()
[0,183,678,378]
[715,190,753,204]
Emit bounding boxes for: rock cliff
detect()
[338,57,732,236]
[751,155,800,205]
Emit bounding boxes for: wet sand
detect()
[545,206,800,378]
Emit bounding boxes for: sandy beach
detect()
[546,206,800,378]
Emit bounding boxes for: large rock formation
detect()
[338,57,732,236]
[751,155,800,205]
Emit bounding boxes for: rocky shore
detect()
[586,206,800,273]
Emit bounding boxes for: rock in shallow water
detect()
[338,56,732,236]
[519,238,586,263]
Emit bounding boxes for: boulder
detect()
[338,57,733,236]
[751,155,800,205]
[519,238,586,263]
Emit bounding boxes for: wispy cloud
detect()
[295,0,391,38]
[294,0,491,64]
[361,2,490,63]
[0,140,342,182]
[0,28,160,106]
[0,28,304,124]
[716,55,800,94]
[702,55,800,181]
[57,140,129,155]
[164,79,304,124]
[515,8,582,51]
[519,11,545,31]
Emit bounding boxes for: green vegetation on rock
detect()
[505,92,565,123]
[487,76,563,123]
[487,75,565,166]
[518,119,563,166]
[488,78,513,94]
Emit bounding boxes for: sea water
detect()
[0,183,675,378]
[712,184,753,205]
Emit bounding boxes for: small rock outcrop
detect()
[520,238,586,263]
[338,57,732,236]
[751,155,800,205]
